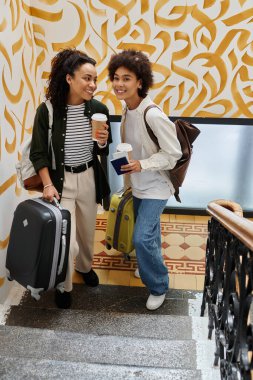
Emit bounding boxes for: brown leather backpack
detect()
[144,105,201,202]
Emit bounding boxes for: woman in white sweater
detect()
[108,50,182,310]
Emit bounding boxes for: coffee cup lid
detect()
[116,143,133,152]
[91,113,107,121]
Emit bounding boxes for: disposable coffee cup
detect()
[116,143,133,161]
[91,113,107,141]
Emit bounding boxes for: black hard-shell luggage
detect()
[6,198,71,300]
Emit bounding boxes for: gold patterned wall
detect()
[0,0,253,297]
[0,0,44,298]
[8,0,253,118]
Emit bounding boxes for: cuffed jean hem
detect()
[133,196,169,296]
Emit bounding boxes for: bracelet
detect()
[43,183,53,190]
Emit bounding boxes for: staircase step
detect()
[18,284,203,316]
[5,306,208,340]
[0,356,203,380]
[0,325,198,370]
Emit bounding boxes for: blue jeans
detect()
[133,196,169,296]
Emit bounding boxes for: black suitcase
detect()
[6,198,71,300]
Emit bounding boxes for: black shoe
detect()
[54,290,72,309]
[76,269,99,287]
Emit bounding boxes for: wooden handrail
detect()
[207,200,253,251]
[210,199,243,217]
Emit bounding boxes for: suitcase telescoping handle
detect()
[51,197,68,276]
[58,220,67,275]
[41,197,66,276]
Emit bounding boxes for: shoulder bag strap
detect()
[44,99,56,170]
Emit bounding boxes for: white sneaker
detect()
[134,268,140,278]
[146,294,166,310]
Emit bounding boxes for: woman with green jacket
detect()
[30,48,111,308]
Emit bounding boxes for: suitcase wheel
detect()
[106,243,111,250]
[27,285,43,301]
[32,294,41,301]
[6,270,13,281]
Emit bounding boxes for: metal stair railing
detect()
[201,199,253,380]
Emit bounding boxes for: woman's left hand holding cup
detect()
[97,123,109,146]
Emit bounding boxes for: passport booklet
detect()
[110,152,131,175]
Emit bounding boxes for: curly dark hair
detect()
[45,48,96,111]
[107,50,153,98]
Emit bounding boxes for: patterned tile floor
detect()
[73,212,210,291]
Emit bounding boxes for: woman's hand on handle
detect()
[43,184,60,202]
[38,167,60,202]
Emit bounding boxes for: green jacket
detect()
[30,99,112,204]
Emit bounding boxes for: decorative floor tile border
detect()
[93,255,205,275]
[93,216,208,276]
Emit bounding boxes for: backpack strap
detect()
[143,105,160,147]
[144,105,182,202]
[121,106,127,143]
[44,99,56,170]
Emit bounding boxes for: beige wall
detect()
[0,0,252,299]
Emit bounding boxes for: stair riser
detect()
[6,307,196,340]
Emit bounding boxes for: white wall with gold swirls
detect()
[0,0,252,300]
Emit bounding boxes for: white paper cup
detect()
[116,143,133,160]
[91,113,107,141]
